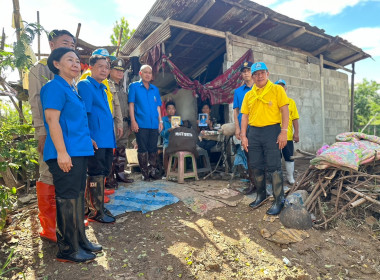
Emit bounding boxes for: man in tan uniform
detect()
[28,29,75,242]
[106,58,133,188]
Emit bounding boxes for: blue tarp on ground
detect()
[106,181,180,216]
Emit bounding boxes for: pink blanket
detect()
[310,132,380,170]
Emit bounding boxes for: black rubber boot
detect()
[249,169,267,208]
[242,167,255,195]
[77,192,102,252]
[87,175,116,223]
[56,197,96,263]
[148,152,161,180]
[115,147,134,183]
[138,152,150,181]
[266,170,285,215]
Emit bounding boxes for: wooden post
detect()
[75,23,81,48]
[37,11,40,60]
[319,54,325,144]
[350,63,355,131]
[115,27,123,57]
[0,28,5,77]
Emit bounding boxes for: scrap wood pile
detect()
[290,132,380,229]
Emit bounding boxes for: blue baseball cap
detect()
[251,62,268,74]
[275,79,286,86]
[92,48,116,61]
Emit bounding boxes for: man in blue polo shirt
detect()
[233,61,254,195]
[129,65,163,181]
[77,55,116,223]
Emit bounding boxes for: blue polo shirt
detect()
[160,115,183,148]
[77,76,116,149]
[233,84,252,127]
[41,75,94,161]
[128,80,162,129]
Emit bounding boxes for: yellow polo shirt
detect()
[286,98,299,140]
[79,69,113,113]
[241,80,289,127]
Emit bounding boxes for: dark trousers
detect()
[248,124,282,172]
[46,156,88,199]
[198,140,217,154]
[135,128,159,153]
[282,140,294,162]
[87,148,113,176]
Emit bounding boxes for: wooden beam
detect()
[311,38,335,56]
[350,63,355,131]
[116,27,123,57]
[168,19,226,39]
[278,26,306,45]
[320,54,326,144]
[241,14,268,35]
[322,59,352,73]
[167,0,215,53]
[337,53,365,66]
[235,13,260,35]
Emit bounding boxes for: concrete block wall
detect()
[323,69,350,143]
[226,35,350,152]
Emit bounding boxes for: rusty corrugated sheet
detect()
[121,0,370,69]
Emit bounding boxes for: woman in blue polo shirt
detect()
[41,47,101,263]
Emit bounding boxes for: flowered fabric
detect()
[310,132,380,170]
[162,50,253,105]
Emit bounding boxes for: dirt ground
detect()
[1,159,380,280]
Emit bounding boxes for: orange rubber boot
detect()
[36,181,57,242]
[104,195,110,203]
[104,189,115,195]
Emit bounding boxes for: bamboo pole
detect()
[37,11,40,60]
[115,27,123,57]
[75,23,81,48]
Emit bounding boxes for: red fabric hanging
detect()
[162,49,253,105]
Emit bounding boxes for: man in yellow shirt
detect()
[275,79,299,184]
[240,62,289,215]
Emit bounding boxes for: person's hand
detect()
[91,139,98,150]
[197,120,200,125]
[235,128,241,140]
[117,127,123,139]
[293,133,300,143]
[131,120,139,133]
[57,152,72,173]
[159,122,163,133]
[38,135,47,154]
[277,130,288,149]
[241,135,248,152]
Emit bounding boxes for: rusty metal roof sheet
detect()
[121,0,370,76]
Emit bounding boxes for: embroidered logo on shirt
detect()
[154,96,157,102]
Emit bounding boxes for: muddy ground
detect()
[1,159,380,280]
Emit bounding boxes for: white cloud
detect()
[271,0,362,21]
[341,27,380,57]
[114,0,156,29]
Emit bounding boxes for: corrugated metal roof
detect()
[121,0,370,80]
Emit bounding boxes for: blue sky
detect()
[1,0,379,83]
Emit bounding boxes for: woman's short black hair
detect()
[202,101,211,109]
[166,100,176,109]
[47,47,80,75]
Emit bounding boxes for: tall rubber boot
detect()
[266,170,285,215]
[87,175,115,223]
[77,192,102,252]
[115,147,134,183]
[241,167,255,195]
[285,161,295,184]
[148,152,161,180]
[249,169,267,208]
[138,152,150,181]
[56,197,96,263]
[36,181,57,242]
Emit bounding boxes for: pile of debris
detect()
[290,161,380,229]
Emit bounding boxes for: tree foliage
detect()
[110,17,135,47]
[353,79,380,134]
